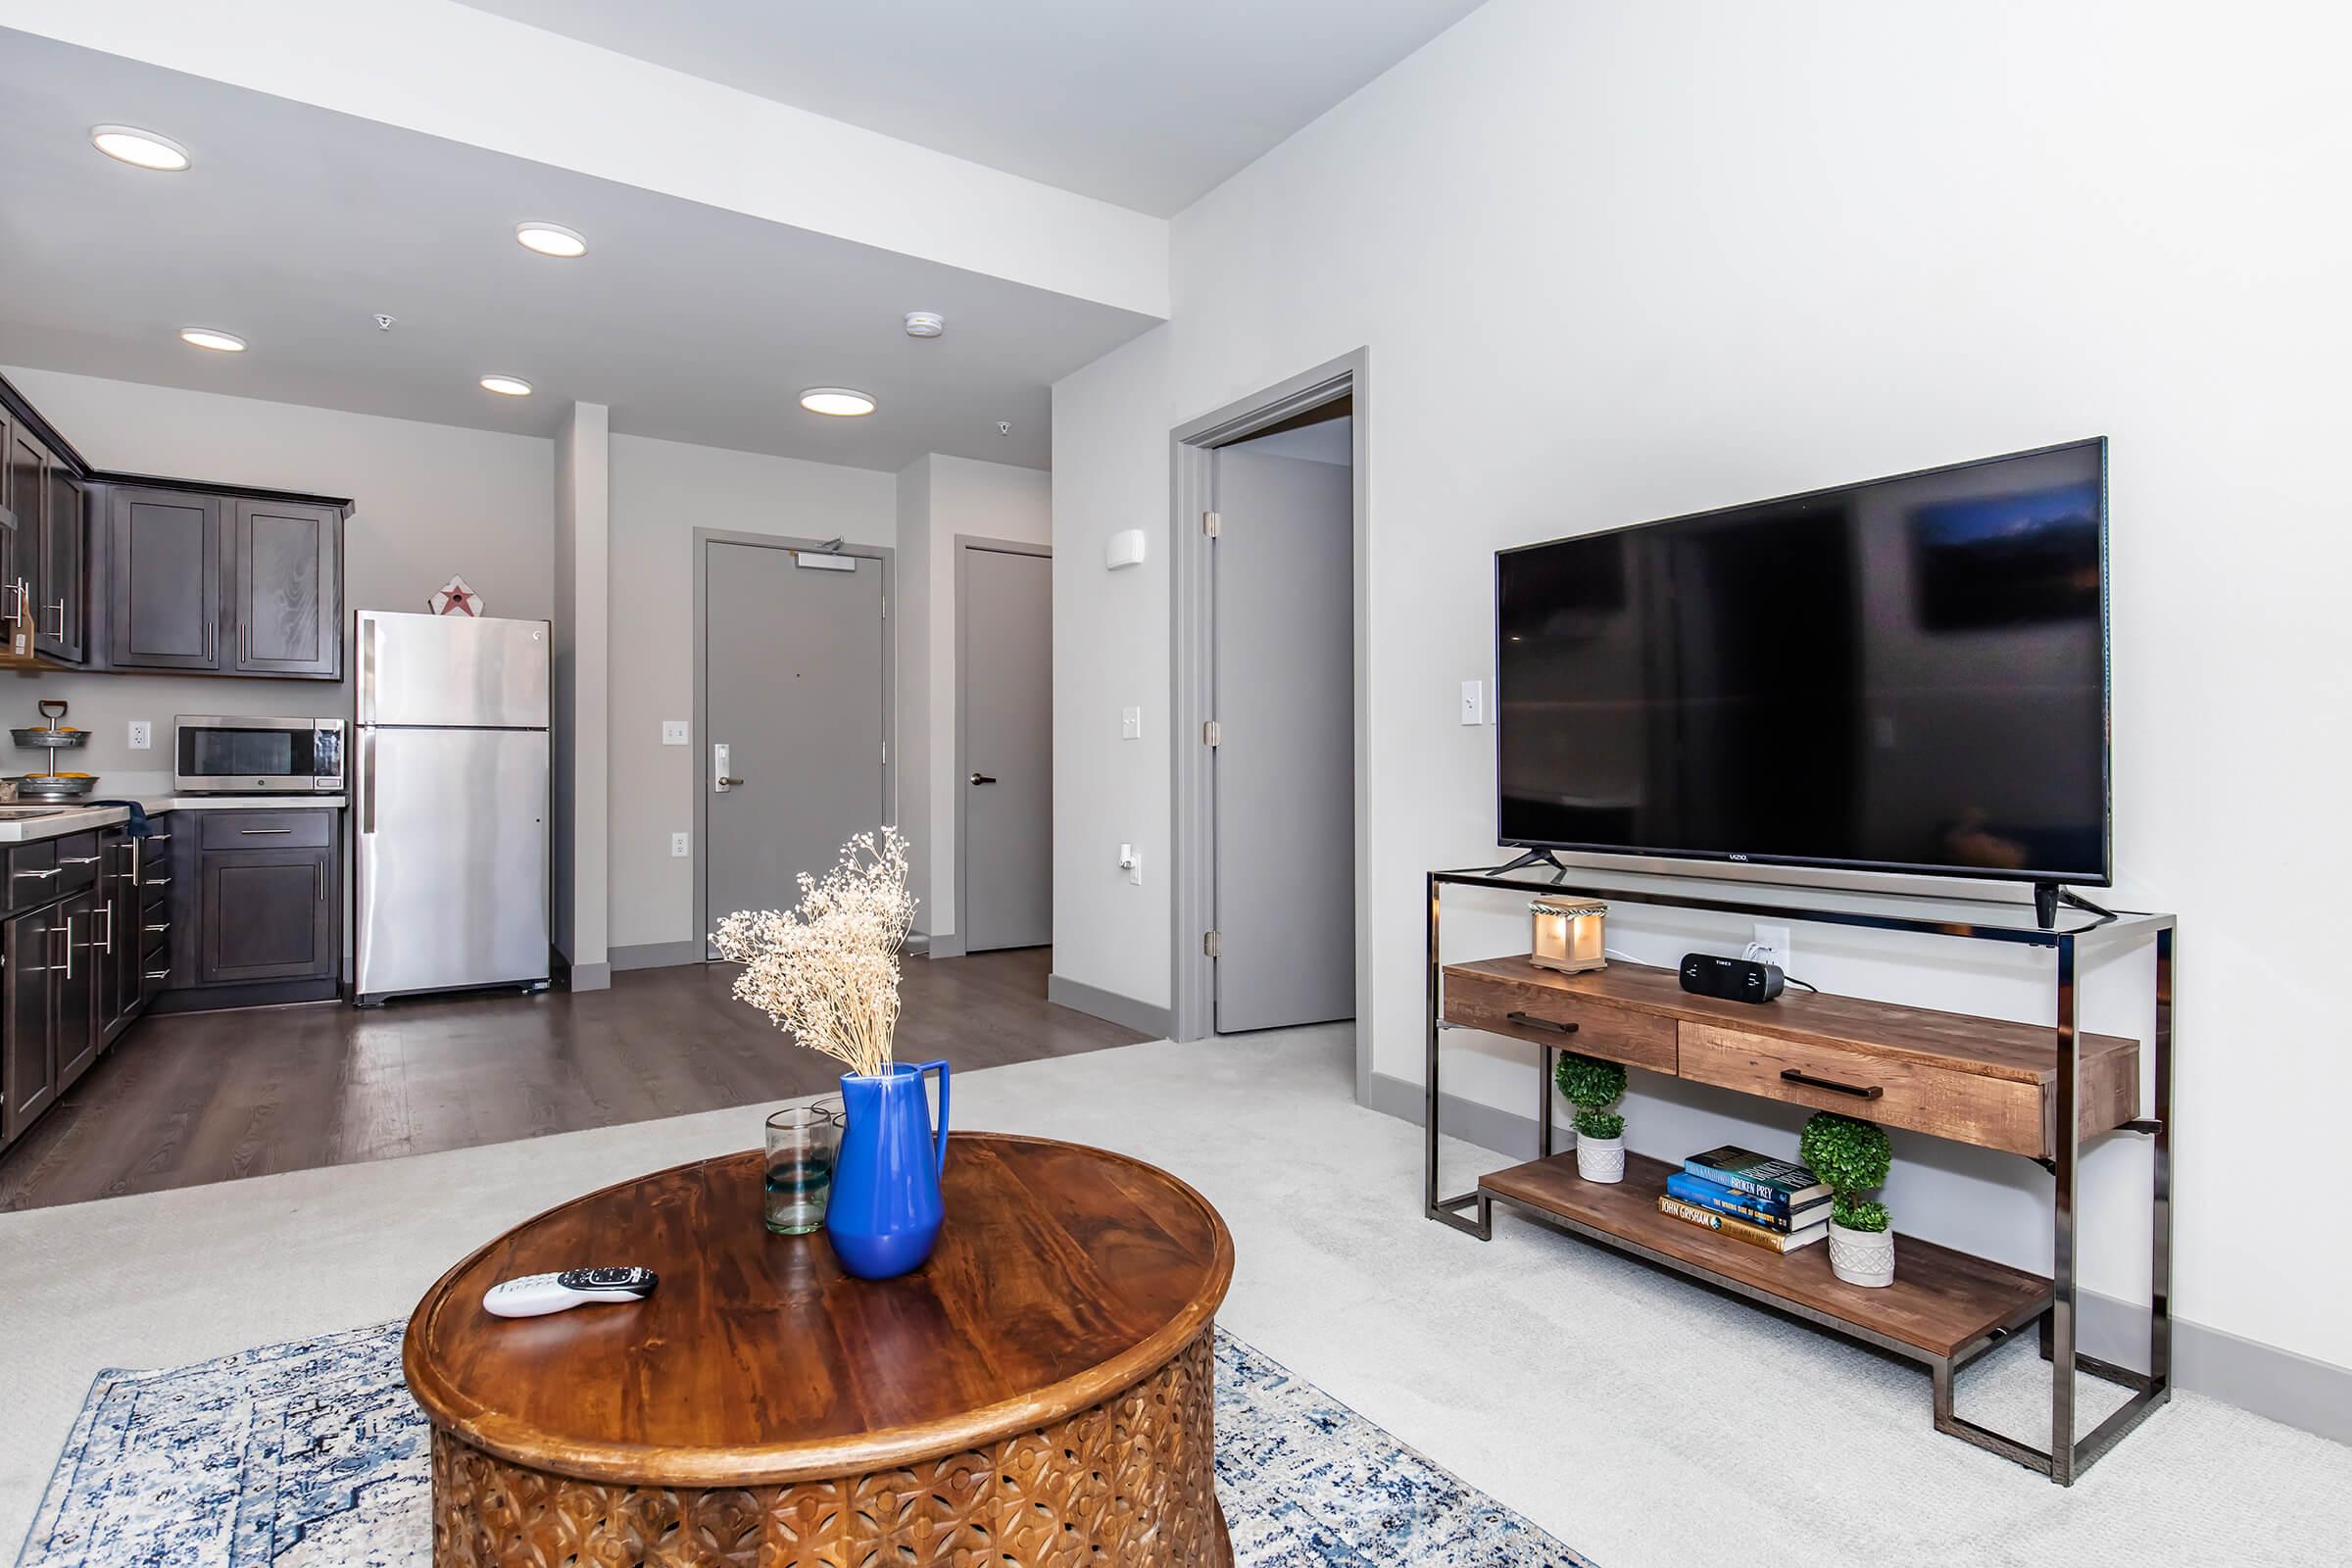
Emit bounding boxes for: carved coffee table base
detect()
[428,1330,1231,1568]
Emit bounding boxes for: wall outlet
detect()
[126,719,153,751]
[1460,679,1485,725]
[671,831,691,858]
[1120,706,1143,740]
[661,720,689,746]
[1748,922,1792,974]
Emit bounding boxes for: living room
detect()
[2,2,2346,1565]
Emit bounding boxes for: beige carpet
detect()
[3,1025,2346,1566]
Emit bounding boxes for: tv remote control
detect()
[482,1267,659,1318]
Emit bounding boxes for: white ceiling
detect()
[452,0,1491,217]
[0,31,1163,470]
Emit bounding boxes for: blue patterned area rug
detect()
[21,1323,1587,1567]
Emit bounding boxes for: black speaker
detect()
[1679,953,1785,1004]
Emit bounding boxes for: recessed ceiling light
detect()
[801,387,877,417]
[514,222,587,259]
[92,125,190,171]
[479,374,533,397]
[178,327,246,353]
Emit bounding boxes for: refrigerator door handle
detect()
[360,615,378,722]
[362,729,375,834]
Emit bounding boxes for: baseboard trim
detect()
[1364,1069,2352,1446]
[610,940,705,973]
[148,978,341,1015]
[1047,974,1173,1038]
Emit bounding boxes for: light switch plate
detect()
[1120,706,1143,740]
[671,831,691,858]
[1459,680,1485,725]
[126,719,153,750]
[661,720,689,746]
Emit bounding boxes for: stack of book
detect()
[1655,1145,1832,1254]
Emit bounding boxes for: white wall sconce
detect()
[1529,896,1607,973]
[1105,529,1147,570]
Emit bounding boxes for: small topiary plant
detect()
[1800,1110,1892,1233]
[1554,1053,1628,1141]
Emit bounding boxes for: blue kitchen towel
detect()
[85,799,153,836]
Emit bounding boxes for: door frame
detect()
[1167,349,1371,1095]
[693,528,897,957]
[953,535,1054,954]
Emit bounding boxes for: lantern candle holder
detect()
[1529,896,1607,973]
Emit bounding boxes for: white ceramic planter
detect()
[1575,1134,1626,1184]
[1829,1220,1896,1287]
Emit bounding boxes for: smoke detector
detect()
[905,311,946,338]
[997,420,1012,436]
[374,314,396,332]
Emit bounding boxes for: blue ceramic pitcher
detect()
[826,1059,952,1279]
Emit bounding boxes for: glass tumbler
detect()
[764,1105,842,1235]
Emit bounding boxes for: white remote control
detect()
[482,1266,659,1318]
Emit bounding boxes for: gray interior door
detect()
[706,543,887,947]
[1211,444,1354,1032]
[960,545,1052,952]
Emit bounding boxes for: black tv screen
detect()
[1495,439,2109,885]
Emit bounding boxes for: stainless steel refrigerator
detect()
[353,611,551,1005]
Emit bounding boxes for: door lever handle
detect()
[969,772,998,785]
[717,776,747,788]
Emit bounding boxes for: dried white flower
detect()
[710,827,917,1079]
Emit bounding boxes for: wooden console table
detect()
[1424,864,2174,1485]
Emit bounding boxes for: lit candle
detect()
[1529,897,1607,973]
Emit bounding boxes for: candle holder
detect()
[1529,896,1607,973]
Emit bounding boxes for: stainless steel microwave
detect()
[173,716,345,794]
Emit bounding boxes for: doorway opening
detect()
[694,529,895,956]
[1169,352,1368,1089]
[955,537,1054,955]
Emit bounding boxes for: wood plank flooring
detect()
[0,949,1146,1213]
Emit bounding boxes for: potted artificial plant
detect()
[1801,1110,1894,1287]
[1554,1053,1628,1183]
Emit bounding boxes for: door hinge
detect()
[1202,511,1221,537]
[1203,930,1222,957]
[1202,719,1221,747]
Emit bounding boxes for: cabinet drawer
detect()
[53,831,103,895]
[5,838,59,909]
[141,911,173,959]
[1680,1022,2048,1157]
[1443,966,1677,1073]
[198,809,333,851]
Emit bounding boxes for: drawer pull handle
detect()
[145,968,171,980]
[1780,1068,1884,1100]
[60,855,101,865]
[13,866,59,879]
[145,921,171,933]
[239,827,293,835]
[1505,1011,1579,1036]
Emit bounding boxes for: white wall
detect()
[0,366,552,779]
[605,432,896,953]
[1051,0,2352,1370]
[896,457,936,932]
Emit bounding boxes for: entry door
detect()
[706,543,887,948]
[960,545,1052,952]
[1211,445,1354,1032]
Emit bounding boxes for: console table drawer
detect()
[1680,1022,2045,1156]
[1443,973,1676,1073]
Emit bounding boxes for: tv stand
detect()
[2034,881,2118,931]
[1485,847,1569,879]
[1424,863,2175,1485]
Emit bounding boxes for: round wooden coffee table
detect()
[404,1132,1235,1567]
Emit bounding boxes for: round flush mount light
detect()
[479,374,534,396]
[801,387,877,416]
[92,125,191,171]
[904,311,945,338]
[514,221,588,259]
[178,327,247,353]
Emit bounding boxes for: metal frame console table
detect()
[1423,863,2174,1485]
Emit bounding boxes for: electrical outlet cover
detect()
[1750,922,1792,974]
[671,831,691,858]
[662,720,690,746]
[126,720,153,750]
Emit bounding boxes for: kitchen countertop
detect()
[0,794,347,844]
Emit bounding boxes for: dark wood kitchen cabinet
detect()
[2,905,58,1146]
[53,887,101,1093]
[186,808,340,989]
[42,462,86,663]
[107,486,224,671]
[230,498,341,677]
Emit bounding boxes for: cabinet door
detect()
[55,890,100,1091]
[230,499,340,676]
[6,425,42,643]
[108,487,222,670]
[40,461,84,662]
[2,907,56,1145]
[198,846,335,983]
[0,407,18,625]
[99,831,134,1037]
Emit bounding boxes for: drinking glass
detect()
[764,1105,841,1235]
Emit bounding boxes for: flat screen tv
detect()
[1495,439,2109,886]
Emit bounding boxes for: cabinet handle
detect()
[1,579,19,623]
[145,921,171,933]
[13,866,59,879]
[1505,1010,1580,1036]
[63,914,74,979]
[145,968,171,980]
[60,855,100,865]
[1779,1068,1885,1100]
[45,599,65,638]
[145,833,172,844]
[239,827,292,835]
[144,874,172,887]
[98,904,114,955]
